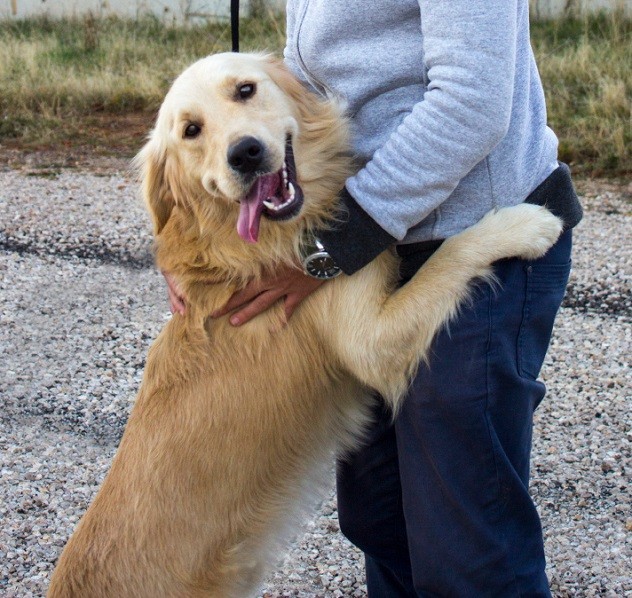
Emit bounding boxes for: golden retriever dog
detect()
[48,53,562,597]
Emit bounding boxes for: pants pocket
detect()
[517,260,572,380]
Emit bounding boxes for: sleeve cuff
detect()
[317,187,396,275]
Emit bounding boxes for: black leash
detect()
[231,0,239,52]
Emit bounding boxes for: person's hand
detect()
[162,271,186,316]
[213,264,325,326]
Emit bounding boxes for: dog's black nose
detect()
[227,137,265,174]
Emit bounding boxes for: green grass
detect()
[531,12,631,175]
[0,12,629,175]
[0,15,285,125]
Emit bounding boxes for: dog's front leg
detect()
[324,204,562,410]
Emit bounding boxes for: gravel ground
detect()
[0,164,630,597]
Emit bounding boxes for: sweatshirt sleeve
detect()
[318,188,397,275]
[318,1,521,274]
[346,1,519,240]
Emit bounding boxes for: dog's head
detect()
[136,53,350,251]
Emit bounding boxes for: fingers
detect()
[213,266,325,327]
[228,289,286,326]
[167,286,186,315]
[212,282,265,318]
[162,267,323,324]
[162,271,186,316]
[283,288,312,322]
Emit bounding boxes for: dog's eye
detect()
[184,123,202,139]
[237,83,256,100]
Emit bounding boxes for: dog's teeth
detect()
[263,183,296,214]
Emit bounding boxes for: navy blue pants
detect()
[337,229,573,597]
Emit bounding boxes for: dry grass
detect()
[0,15,285,142]
[531,12,631,175]
[0,12,629,175]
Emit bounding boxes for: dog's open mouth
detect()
[237,137,304,243]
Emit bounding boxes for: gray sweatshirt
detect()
[284,0,562,263]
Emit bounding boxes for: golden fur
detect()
[48,53,563,597]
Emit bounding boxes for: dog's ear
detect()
[135,136,174,236]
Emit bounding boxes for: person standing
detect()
[170,1,583,594]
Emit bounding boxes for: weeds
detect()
[531,11,631,174]
[0,12,629,174]
[0,14,284,118]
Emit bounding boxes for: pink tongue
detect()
[237,174,279,243]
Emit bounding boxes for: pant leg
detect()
[337,404,417,596]
[395,229,572,596]
[337,230,572,597]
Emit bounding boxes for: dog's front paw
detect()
[504,204,563,260]
[478,204,563,261]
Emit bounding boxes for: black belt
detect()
[396,162,582,281]
[396,238,444,257]
[523,162,582,229]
